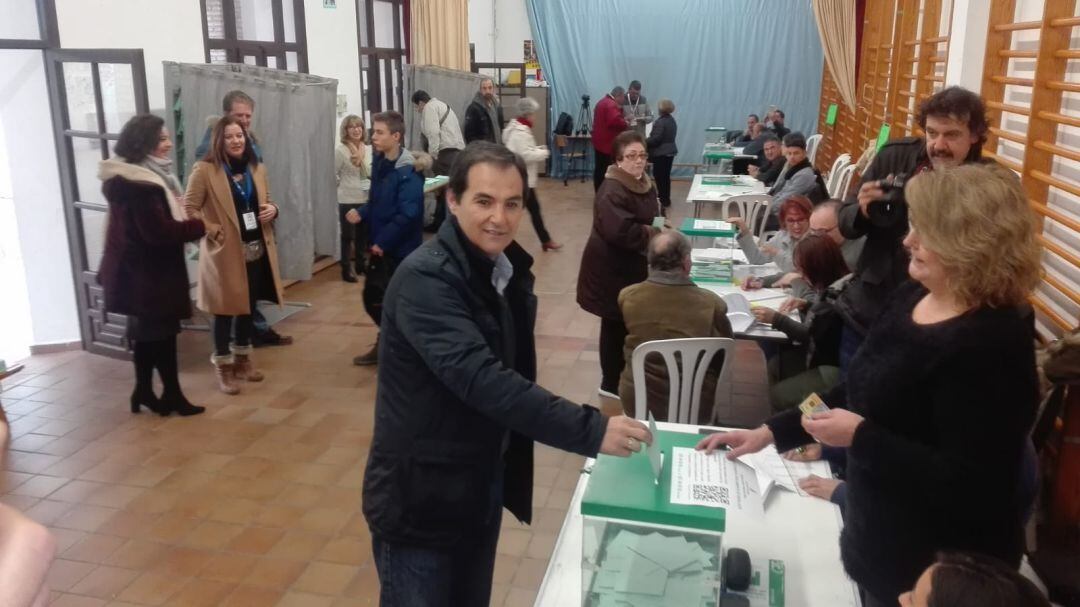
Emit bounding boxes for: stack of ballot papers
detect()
[590,529,719,607]
[690,248,749,264]
[737,445,832,500]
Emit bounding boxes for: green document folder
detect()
[826,103,838,126]
[876,124,891,150]
[582,430,727,532]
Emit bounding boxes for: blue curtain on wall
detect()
[526,0,824,178]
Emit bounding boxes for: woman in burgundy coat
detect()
[98,114,206,416]
[577,130,662,398]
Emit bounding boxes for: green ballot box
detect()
[680,218,737,283]
[581,430,726,606]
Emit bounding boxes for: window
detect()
[356,0,406,119]
[200,0,308,73]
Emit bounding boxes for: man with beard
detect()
[835,86,990,368]
[463,77,505,144]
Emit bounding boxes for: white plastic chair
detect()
[720,194,773,244]
[825,154,852,198]
[832,163,859,200]
[806,134,823,165]
[631,337,737,424]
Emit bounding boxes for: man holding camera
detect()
[835,86,989,369]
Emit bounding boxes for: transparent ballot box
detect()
[580,430,726,607]
[704,126,728,145]
[680,218,737,284]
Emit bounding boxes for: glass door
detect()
[44,48,149,358]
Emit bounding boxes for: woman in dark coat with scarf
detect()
[577,130,662,398]
[98,114,207,416]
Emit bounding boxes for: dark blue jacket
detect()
[362,217,607,547]
[360,146,424,260]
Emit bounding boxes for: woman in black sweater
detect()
[699,163,1042,606]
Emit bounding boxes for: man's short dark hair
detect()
[611,86,626,97]
[749,114,760,122]
[372,111,406,139]
[612,130,646,161]
[114,113,165,163]
[917,85,988,149]
[222,90,255,113]
[762,133,780,145]
[628,80,642,91]
[411,90,431,105]
[647,231,691,272]
[448,141,528,201]
[783,132,807,149]
[775,109,785,119]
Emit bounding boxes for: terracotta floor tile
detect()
[496,528,532,557]
[179,520,244,550]
[265,531,330,560]
[243,558,308,590]
[67,565,141,600]
[54,505,120,533]
[47,527,87,554]
[44,558,97,592]
[114,571,189,606]
[149,547,217,577]
[274,592,336,607]
[510,557,549,591]
[503,586,536,607]
[164,579,235,607]
[195,552,259,584]
[103,539,170,570]
[316,535,371,567]
[62,534,127,564]
[221,585,284,607]
[290,561,357,595]
[49,594,109,607]
[24,498,76,525]
[226,526,286,555]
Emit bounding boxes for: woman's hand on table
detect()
[782,443,822,461]
[742,277,764,290]
[801,409,865,447]
[778,297,807,314]
[600,415,654,457]
[752,307,776,325]
[773,272,801,288]
[799,475,842,501]
[258,204,278,223]
[695,425,774,460]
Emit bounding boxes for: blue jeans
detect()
[372,506,502,607]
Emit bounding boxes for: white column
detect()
[945,0,992,91]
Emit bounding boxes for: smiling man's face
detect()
[448,163,526,257]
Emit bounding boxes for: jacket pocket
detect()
[402,439,494,533]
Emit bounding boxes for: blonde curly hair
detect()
[905,163,1042,308]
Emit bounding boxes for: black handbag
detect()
[362,254,397,326]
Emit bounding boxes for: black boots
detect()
[130,338,205,416]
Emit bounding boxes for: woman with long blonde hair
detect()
[336,114,372,282]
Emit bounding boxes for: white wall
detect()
[304,0,364,118]
[0,50,79,352]
[469,0,534,64]
[55,0,206,112]
[944,0,991,91]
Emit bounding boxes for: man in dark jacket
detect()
[463,77,504,145]
[770,109,791,139]
[347,110,424,366]
[362,142,651,606]
[835,86,988,369]
[591,85,629,191]
[748,134,785,186]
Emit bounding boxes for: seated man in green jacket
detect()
[618,230,733,423]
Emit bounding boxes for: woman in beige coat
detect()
[185,116,285,394]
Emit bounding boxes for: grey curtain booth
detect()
[164,61,338,281]
[404,65,486,151]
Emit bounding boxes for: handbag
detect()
[362,254,397,325]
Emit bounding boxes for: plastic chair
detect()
[825,154,851,198]
[806,134,823,165]
[631,337,737,424]
[720,194,773,244]
[832,163,859,200]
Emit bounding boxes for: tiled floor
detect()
[1,177,770,606]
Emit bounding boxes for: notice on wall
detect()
[323,0,336,7]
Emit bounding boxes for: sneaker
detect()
[597,387,619,400]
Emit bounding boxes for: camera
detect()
[869,173,908,226]
[581,94,590,102]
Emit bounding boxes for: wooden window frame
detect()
[199,0,309,73]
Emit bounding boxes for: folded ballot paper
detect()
[591,529,720,607]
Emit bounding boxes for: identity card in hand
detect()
[798,393,829,418]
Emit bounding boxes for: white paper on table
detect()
[693,219,734,231]
[722,293,755,333]
[669,447,763,516]
[738,444,833,499]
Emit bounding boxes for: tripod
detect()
[576,96,593,135]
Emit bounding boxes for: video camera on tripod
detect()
[576,94,592,136]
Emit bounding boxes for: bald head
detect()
[648,231,692,274]
[810,200,844,245]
